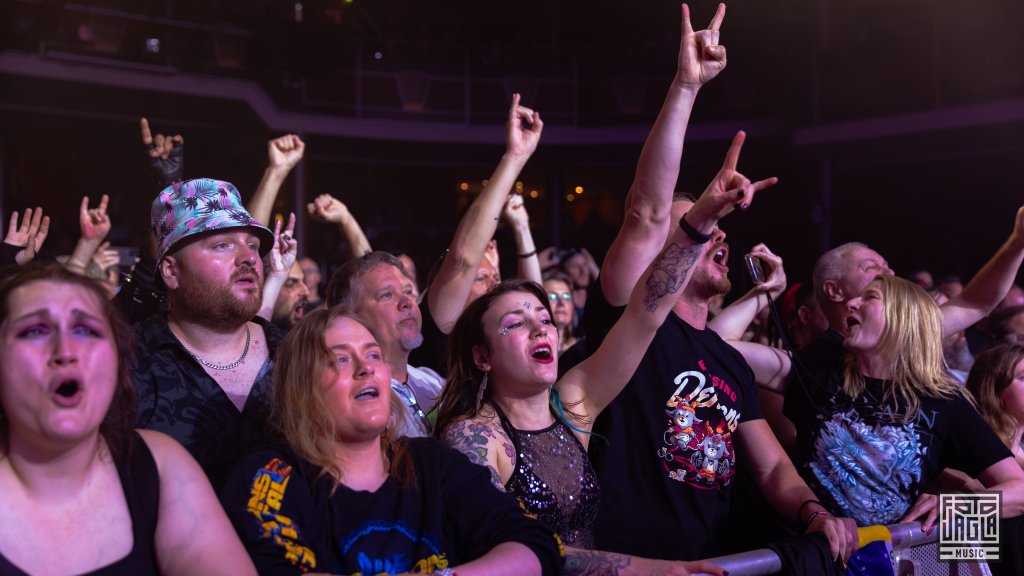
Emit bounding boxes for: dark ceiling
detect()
[1,0,1023,287]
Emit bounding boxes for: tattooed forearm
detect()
[565,548,631,576]
[441,420,508,490]
[643,242,701,312]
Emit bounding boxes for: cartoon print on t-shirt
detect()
[694,428,732,481]
[656,362,741,489]
[663,399,704,452]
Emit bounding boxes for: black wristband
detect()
[518,249,537,259]
[797,499,823,522]
[678,212,713,244]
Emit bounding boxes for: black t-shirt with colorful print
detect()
[584,286,764,561]
[784,331,1012,526]
[221,437,564,576]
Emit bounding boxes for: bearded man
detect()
[133,178,282,489]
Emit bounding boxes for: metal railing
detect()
[695,523,991,576]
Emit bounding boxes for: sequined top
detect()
[494,404,601,549]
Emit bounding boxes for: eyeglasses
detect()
[548,292,572,302]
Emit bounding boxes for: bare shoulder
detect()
[137,429,188,461]
[440,411,511,459]
[136,429,207,483]
[439,410,514,489]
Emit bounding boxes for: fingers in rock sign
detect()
[678,3,727,87]
[80,195,112,241]
[707,131,779,217]
[270,213,299,273]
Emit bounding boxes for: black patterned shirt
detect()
[132,314,283,490]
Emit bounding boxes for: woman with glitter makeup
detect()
[431,114,773,574]
[0,264,255,575]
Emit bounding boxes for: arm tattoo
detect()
[441,420,509,490]
[643,242,701,312]
[565,549,631,576]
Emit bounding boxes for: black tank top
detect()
[0,431,161,575]
[492,403,601,549]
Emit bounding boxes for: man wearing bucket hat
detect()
[132,177,285,490]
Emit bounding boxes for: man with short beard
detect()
[270,261,310,330]
[580,4,857,561]
[133,178,283,490]
[326,252,443,438]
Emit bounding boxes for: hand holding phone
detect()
[744,254,765,285]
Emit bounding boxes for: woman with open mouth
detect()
[728,274,1024,536]
[431,166,749,575]
[219,306,563,575]
[0,263,254,575]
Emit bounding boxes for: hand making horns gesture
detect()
[676,3,728,88]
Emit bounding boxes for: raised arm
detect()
[91,241,122,299]
[503,193,542,284]
[941,205,1024,336]
[600,3,727,306]
[306,193,371,260]
[140,118,185,189]
[561,130,778,417]
[258,214,297,321]
[428,94,543,333]
[249,134,305,226]
[708,243,786,340]
[3,207,50,266]
[66,195,111,276]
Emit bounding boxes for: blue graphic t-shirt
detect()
[784,331,1011,526]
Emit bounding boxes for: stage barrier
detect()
[693,523,992,576]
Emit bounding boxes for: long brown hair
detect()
[843,275,965,421]
[0,263,137,461]
[272,306,413,491]
[434,279,588,438]
[966,343,1024,449]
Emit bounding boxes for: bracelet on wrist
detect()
[797,499,823,520]
[802,510,832,530]
[678,212,713,244]
[518,249,537,259]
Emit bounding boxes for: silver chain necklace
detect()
[176,325,251,371]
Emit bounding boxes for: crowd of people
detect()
[2,3,1024,575]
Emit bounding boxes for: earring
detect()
[475,372,489,413]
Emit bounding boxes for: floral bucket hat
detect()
[151,178,274,261]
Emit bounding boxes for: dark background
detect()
[2,0,1022,293]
